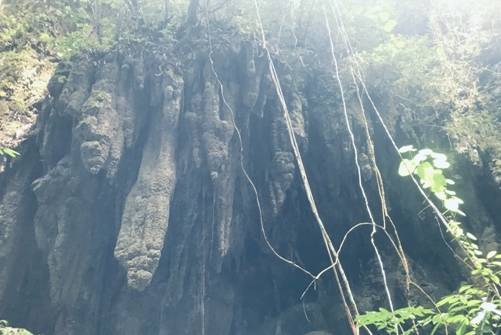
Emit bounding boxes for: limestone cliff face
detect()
[0,35,500,335]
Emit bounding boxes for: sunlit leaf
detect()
[430,170,447,193]
[398,145,416,154]
[433,155,450,169]
[418,148,433,156]
[444,197,464,214]
[399,159,418,176]
[435,191,447,200]
[487,251,497,259]
[466,233,477,241]
[0,147,19,158]
[416,161,433,180]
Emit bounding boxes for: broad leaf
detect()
[398,145,416,153]
[398,159,418,176]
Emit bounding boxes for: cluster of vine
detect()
[357,146,501,335]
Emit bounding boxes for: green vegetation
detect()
[357,147,501,334]
[357,0,501,180]
[0,320,32,335]
[0,147,18,158]
[0,1,500,334]
[0,0,184,148]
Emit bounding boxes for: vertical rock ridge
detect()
[114,68,183,291]
[76,59,122,175]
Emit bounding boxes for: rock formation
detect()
[0,27,500,335]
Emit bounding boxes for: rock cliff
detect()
[0,27,500,335]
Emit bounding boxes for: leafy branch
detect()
[357,146,501,335]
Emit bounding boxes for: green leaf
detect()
[0,147,19,158]
[446,179,456,185]
[444,197,464,214]
[487,251,497,259]
[416,161,433,180]
[430,170,447,193]
[418,148,433,156]
[398,145,416,154]
[435,191,447,200]
[399,159,418,176]
[466,233,477,241]
[432,154,450,169]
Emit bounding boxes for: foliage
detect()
[0,147,18,158]
[357,0,501,180]
[1,1,114,58]
[357,306,432,334]
[0,0,190,59]
[397,146,462,215]
[357,147,501,334]
[0,0,188,149]
[0,320,33,335]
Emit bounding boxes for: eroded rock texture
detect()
[0,36,500,335]
[114,69,182,291]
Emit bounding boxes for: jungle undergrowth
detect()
[357,146,501,334]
